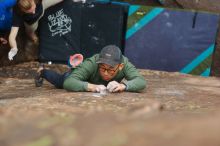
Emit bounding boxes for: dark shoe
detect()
[34,64,44,87]
[35,74,43,87]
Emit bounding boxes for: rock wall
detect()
[1,62,220,146]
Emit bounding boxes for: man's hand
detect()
[8,47,18,61]
[87,83,106,93]
[107,81,126,93]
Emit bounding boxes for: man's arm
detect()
[63,57,103,92]
[64,77,106,92]
[122,57,146,92]
[9,26,18,49]
[87,83,106,92]
[8,27,19,60]
[63,75,88,91]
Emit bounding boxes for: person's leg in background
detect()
[24,22,39,43]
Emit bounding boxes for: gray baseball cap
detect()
[96,45,122,67]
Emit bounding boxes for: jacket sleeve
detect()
[63,58,95,92]
[122,58,146,92]
[4,0,16,8]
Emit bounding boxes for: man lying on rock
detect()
[36,45,146,93]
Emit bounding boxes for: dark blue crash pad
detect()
[125,6,219,76]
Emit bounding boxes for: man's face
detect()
[99,63,120,81]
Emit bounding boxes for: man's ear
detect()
[118,63,124,70]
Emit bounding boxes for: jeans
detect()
[41,69,71,89]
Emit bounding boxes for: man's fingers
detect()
[112,86,120,92]
[112,84,126,92]
[107,81,118,91]
[95,85,107,93]
[109,85,118,92]
[95,88,100,92]
[107,82,114,90]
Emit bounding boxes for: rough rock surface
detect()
[1,1,220,146]
[176,0,220,13]
[1,62,220,146]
